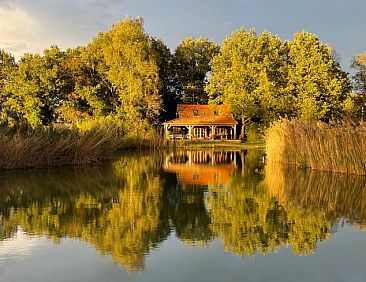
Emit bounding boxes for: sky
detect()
[0,0,365,72]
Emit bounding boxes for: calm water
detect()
[1,149,366,282]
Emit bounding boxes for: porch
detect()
[164,125,237,140]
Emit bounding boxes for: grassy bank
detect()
[182,140,264,150]
[0,125,173,170]
[265,119,366,175]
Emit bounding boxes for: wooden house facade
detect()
[163,104,238,140]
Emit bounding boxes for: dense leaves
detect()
[174,37,219,104]
[352,53,366,94]
[287,31,350,121]
[206,29,292,138]
[0,18,163,131]
[207,29,351,139]
[0,17,360,131]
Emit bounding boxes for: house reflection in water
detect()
[163,150,238,188]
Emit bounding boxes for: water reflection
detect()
[265,164,366,228]
[0,150,366,272]
[163,150,238,188]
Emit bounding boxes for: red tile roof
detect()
[164,104,238,126]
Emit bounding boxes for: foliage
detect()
[207,29,351,139]
[0,18,163,134]
[0,47,69,126]
[151,38,178,121]
[206,29,291,138]
[0,49,16,122]
[56,46,115,125]
[0,49,16,93]
[58,18,162,129]
[97,18,161,124]
[342,92,366,121]
[287,31,350,120]
[174,37,219,104]
[351,53,366,94]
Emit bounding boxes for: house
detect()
[163,104,238,140]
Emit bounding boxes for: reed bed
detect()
[265,119,366,175]
[0,125,121,170]
[0,124,177,170]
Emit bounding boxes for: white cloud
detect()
[0,0,128,59]
[0,1,40,58]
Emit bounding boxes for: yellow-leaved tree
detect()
[206,29,291,139]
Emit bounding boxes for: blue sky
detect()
[0,0,365,72]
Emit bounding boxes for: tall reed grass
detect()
[0,125,122,170]
[265,119,366,175]
[0,123,177,170]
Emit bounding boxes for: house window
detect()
[194,127,206,139]
[193,109,199,116]
[214,110,219,115]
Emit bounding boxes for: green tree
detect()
[151,38,178,121]
[1,46,68,126]
[349,53,366,120]
[174,37,219,104]
[351,53,366,94]
[206,29,291,139]
[0,49,16,122]
[57,47,116,124]
[59,18,163,130]
[0,49,16,92]
[287,31,350,120]
[99,17,161,125]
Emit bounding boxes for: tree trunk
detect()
[240,113,246,141]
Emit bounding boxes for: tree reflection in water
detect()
[0,149,365,271]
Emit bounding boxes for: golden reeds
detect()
[0,122,177,170]
[0,125,120,169]
[265,119,366,175]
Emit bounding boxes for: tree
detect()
[151,38,178,121]
[59,17,163,130]
[56,46,117,124]
[0,49,16,92]
[99,17,162,125]
[0,46,68,126]
[0,49,16,122]
[174,37,219,104]
[206,29,291,139]
[287,31,350,121]
[351,53,366,94]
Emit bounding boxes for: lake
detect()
[1,149,366,282]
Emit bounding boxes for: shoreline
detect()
[179,140,265,150]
